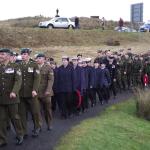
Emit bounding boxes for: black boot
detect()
[16,136,24,145]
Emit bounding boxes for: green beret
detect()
[36,53,46,58]
[0,48,11,54]
[20,48,32,54]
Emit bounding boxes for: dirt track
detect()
[2,91,133,150]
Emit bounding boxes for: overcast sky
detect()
[0,0,149,21]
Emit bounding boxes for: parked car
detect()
[38,17,75,29]
[114,26,137,32]
[139,23,150,32]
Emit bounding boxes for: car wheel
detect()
[68,25,73,29]
[48,24,53,29]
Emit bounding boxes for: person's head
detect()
[97,50,102,57]
[77,54,82,60]
[100,63,106,69]
[72,57,78,66]
[50,61,57,69]
[78,60,83,67]
[139,56,143,61]
[86,58,92,66]
[94,61,99,68]
[119,49,124,55]
[62,56,69,67]
[134,55,139,60]
[20,48,31,61]
[36,53,46,65]
[9,51,17,63]
[48,57,54,62]
[82,59,87,67]
[0,48,11,64]
[124,54,129,59]
[109,56,114,64]
[106,51,112,57]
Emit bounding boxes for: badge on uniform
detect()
[17,69,22,76]
[36,69,40,74]
[28,67,34,73]
[5,68,14,74]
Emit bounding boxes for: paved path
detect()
[1,91,133,150]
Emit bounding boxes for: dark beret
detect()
[20,48,32,54]
[0,48,11,54]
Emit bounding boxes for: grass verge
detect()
[55,99,150,150]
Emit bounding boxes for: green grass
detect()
[55,99,150,150]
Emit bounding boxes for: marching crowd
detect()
[0,47,150,147]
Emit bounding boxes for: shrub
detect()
[135,89,150,120]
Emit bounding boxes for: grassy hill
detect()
[0,27,150,48]
[0,16,149,61]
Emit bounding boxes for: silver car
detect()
[39,17,75,29]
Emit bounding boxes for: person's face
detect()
[109,59,113,64]
[139,57,143,61]
[94,63,99,68]
[78,62,83,67]
[106,51,111,57]
[21,53,30,61]
[62,59,69,66]
[87,61,92,66]
[82,62,87,67]
[36,57,45,65]
[9,55,16,62]
[0,52,10,63]
[72,59,78,66]
[101,64,105,68]
[51,64,56,69]
[113,55,118,59]
[77,56,82,60]
[125,55,129,59]
[97,52,102,57]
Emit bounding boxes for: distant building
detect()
[131,3,143,23]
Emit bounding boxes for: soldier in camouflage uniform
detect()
[132,55,143,88]
[36,53,54,131]
[0,48,23,147]
[19,48,41,137]
[119,55,128,90]
[115,54,123,92]
[125,54,133,90]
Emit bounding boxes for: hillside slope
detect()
[0,27,150,48]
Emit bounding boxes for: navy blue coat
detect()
[73,65,83,91]
[98,68,111,88]
[93,68,100,88]
[87,66,95,88]
[57,64,74,93]
[82,66,89,90]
